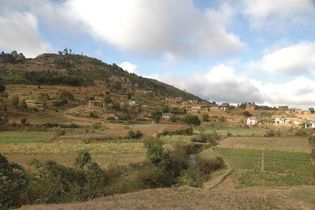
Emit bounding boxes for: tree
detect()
[309,108,315,114]
[183,115,200,126]
[0,84,5,93]
[202,113,209,122]
[0,154,28,209]
[9,96,19,109]
[18,99,27,110]
[243,111,252,117]
[144,138,164,167]
[151,109,162,123]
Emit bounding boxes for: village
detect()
[87,93,315,128]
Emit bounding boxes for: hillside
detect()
[0,51,200,101]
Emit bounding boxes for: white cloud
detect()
[259,77,315,107]
[119,61,137,73]
[251,42,315,74]
[159,64,263,103]
[243,0,315,28]
[156,64,315,108]
[66,0,243,59]
[0,11,50,57]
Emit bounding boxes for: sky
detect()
[1,0,315,108]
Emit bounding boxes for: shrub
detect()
[150,109,162,123]
[92,122,101,129]
[202,113,209,122]
[264,130,280,137]
[18,99,28,110]
[89,111,99,118]
[56,90,74,105]
[28,160,84,203]
[55,130,65,137]
[243,111,252,117]
[29,151,110,203]
[183,115,200,126]
[197,156,224,175]
[309,136,315,145]
[38,92,49,102]
[144,138,164,167]
[75,150,92,169]
[9,95,19,109]
[20,118,28,126]
[191,133,219,146]
[178,166,202,187]
[128,129,143,139]
[0,154,28,209]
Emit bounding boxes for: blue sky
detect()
[1,0,315,108]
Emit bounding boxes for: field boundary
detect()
[202,149,234,190]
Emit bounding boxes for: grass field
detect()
[219,136,310,152]
[0,131,54,144]
[0,142,146,169]
[197,126,269,137]
[213,147,312,187]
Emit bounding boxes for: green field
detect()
[197,126,269,137]
[213,147,312,187]
[0,131,54,144]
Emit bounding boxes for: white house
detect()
[247,117,257,125]
[274,117,286,124]
[305,121,315,128]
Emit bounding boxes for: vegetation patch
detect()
[0,131,54,144]
[213,147,313,187]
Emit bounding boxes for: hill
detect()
[0,51,200,101]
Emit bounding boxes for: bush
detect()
[309,136,315,145]
[38,92,49,102]
[144,138,164,167]
[75,150,92,169]
[196,156,224,175]
[183,115,200,126]
[28,151,110,203]
[0,154,28,209]
[142,139,191,187]
[55,130,65,137]
[28,160,84,203]
[191,133,219,146]
[18,99,28,110]
[178,166,202,187]
[57,90,75,104]
[202,113,209,122]
[20,118,28,126]
[9,95,19,109]
[89,111,99,118]
[128,129,143,139]
[243,111,252,117]
[150,110,162,123]
[264,129,280,137]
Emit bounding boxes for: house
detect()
[128,100,136,106]
[219,103,229,112]
[274,117,286,124]
[161,113,174,121]
[88,100,104,108]
[210,105,220,112]
[165,97,183,105]
[191,106,201,112]
[247,117,257,125]
[305,121,315,128]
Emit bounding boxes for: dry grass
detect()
[219,136,311,153]
[1,142,146,169]
[19,185,301,210]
